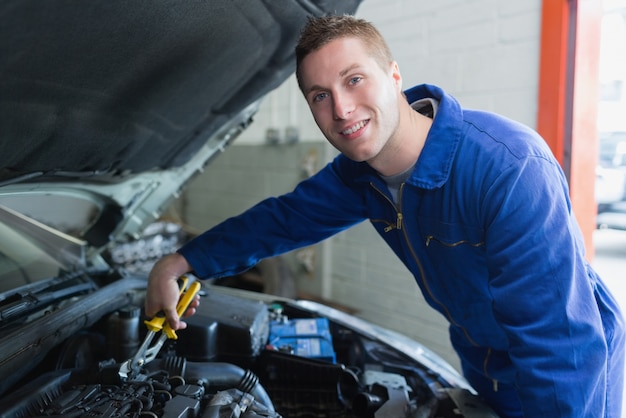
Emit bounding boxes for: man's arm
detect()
[145,157,368,329]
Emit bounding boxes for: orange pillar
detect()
[537,0,602,260]
[537,1,569,166]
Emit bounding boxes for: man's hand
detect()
[145,253,198,330]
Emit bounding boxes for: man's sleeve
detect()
[178,158,368,279]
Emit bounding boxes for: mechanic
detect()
[146,15,625,417]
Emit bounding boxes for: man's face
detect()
[299,36,403,164]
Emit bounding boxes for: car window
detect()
[599,132,626,167]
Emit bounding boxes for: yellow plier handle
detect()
[119,276,201,380]
[144,276,201,339]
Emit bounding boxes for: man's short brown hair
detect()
[295,15,393,92]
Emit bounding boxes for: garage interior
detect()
[166,0,620,376]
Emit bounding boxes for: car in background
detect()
[596,131,626,230]
[0,1,497,417]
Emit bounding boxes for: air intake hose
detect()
[182,361,275,413]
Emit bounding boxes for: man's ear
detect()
[391,61,402,90]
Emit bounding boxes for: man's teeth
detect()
[342,120,367,135]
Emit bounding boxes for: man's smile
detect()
[340,119,369,136]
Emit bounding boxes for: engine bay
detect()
[0,277,491,417]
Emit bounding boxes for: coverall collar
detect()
[404,84,464,190]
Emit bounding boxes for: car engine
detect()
[0,270,491,418]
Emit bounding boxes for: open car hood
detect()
[0,0,362,250]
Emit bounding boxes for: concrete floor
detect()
[592,228,626,417]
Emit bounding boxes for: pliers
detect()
[119,276,201,381]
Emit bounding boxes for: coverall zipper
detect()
[370,181,498,391]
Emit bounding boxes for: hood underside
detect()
[0,0,361,184]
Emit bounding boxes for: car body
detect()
[596,131,626,230]
[0,1,497,416]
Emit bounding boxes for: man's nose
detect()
[332,93,354,120]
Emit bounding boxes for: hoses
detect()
[151,359,276,413]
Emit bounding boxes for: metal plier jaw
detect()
[119,276,201,381]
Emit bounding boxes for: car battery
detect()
[268,317,336,363]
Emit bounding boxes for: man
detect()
[146,15,624,417]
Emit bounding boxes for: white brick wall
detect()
[181,0,543,371]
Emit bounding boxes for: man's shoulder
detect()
[462,110,550,156]
[330,155,377,184]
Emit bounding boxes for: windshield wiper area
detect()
[0,205,87,271]
[0,272,98,328]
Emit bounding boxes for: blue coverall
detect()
[179,84,625,417]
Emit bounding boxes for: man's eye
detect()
[313,92,328,103]
[349,76,362,85]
